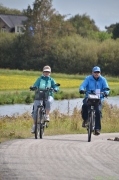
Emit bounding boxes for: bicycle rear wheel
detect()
[88,111,93,142]
[35,108,40,139]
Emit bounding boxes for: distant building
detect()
[0,14,28,34]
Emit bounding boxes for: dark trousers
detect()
[81,98,103,130]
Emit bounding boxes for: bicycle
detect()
[80,88,110,142]
[30,83,60,139]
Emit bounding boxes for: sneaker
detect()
[31,124,35,133]
[82,120,88,127]
[45,115,50,122]
[93,129,100,136]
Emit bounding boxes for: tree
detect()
[105,23,119,40]
[24,0,55,32]
[105,24,116,34]
[0,4,22,14]
[23,0,75,61]
[68,14,99,37]
[112,23,119,39]
[90,31,112,41]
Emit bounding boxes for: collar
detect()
[41,74,50,78]
[92,75,100,81]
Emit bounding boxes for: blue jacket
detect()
[79,75,110,100]
[33,75,59,98]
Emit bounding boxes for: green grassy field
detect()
[0,69,119,104]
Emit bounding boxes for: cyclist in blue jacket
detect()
[79,66,110,135]
[31,65,59,133]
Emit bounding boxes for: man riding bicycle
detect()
[79,66,110,135]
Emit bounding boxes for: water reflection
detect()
[0,96,119,117]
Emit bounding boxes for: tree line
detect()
[0,0,119,75]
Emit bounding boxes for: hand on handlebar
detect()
[30,86,37,91]
[30,86,33,90]
[54,89,58,92]
[46,87,57,92]
[103,92,108,97]
[79,90,85,94]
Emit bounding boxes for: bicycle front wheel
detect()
[39,109,44,139]
[88,111,93,142]
[35,108,41,139]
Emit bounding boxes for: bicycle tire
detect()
[35,108,40,139]
[92,111,95,132]
[39,108,44,139]
[88,111,93,142]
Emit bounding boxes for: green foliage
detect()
[105,24,116,34]
[0,91,34,105]
[97,39,119,75]
[112,23,119,39]
[0,90,79,105]
[0,4,22,14]
[0,1,119,75]
[0,32,17,68]
[105,22,119,40]
[68,14,99,37]
[90,31,112,41]
[50,35,99,74]
[24,0,56,35]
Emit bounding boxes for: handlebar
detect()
[30,83,60,92]
[80,88,110,98]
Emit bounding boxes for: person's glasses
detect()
[94,71,100,73]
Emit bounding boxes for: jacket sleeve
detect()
[102,78,110,95]
[79,77,89,91]
[33,78,41,87]
[51,78,59,91]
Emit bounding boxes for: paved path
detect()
[0,133,119,180]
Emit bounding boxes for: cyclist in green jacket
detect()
[31,65,59,133]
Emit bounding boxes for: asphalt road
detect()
[0,133,119,180]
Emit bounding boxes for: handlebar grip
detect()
[103,92,108,97]
[79,90,85,94]
[30,86,37,91]
[54,89,58,92]
[46,87,53,90]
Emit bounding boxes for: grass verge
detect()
[0,102,119,143]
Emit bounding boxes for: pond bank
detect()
[0,96,119,117]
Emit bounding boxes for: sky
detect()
[0,0,119,31]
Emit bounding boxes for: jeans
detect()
[32,96,54,121]
[81,98,103,130]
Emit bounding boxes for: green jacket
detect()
[33,75,59,99]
